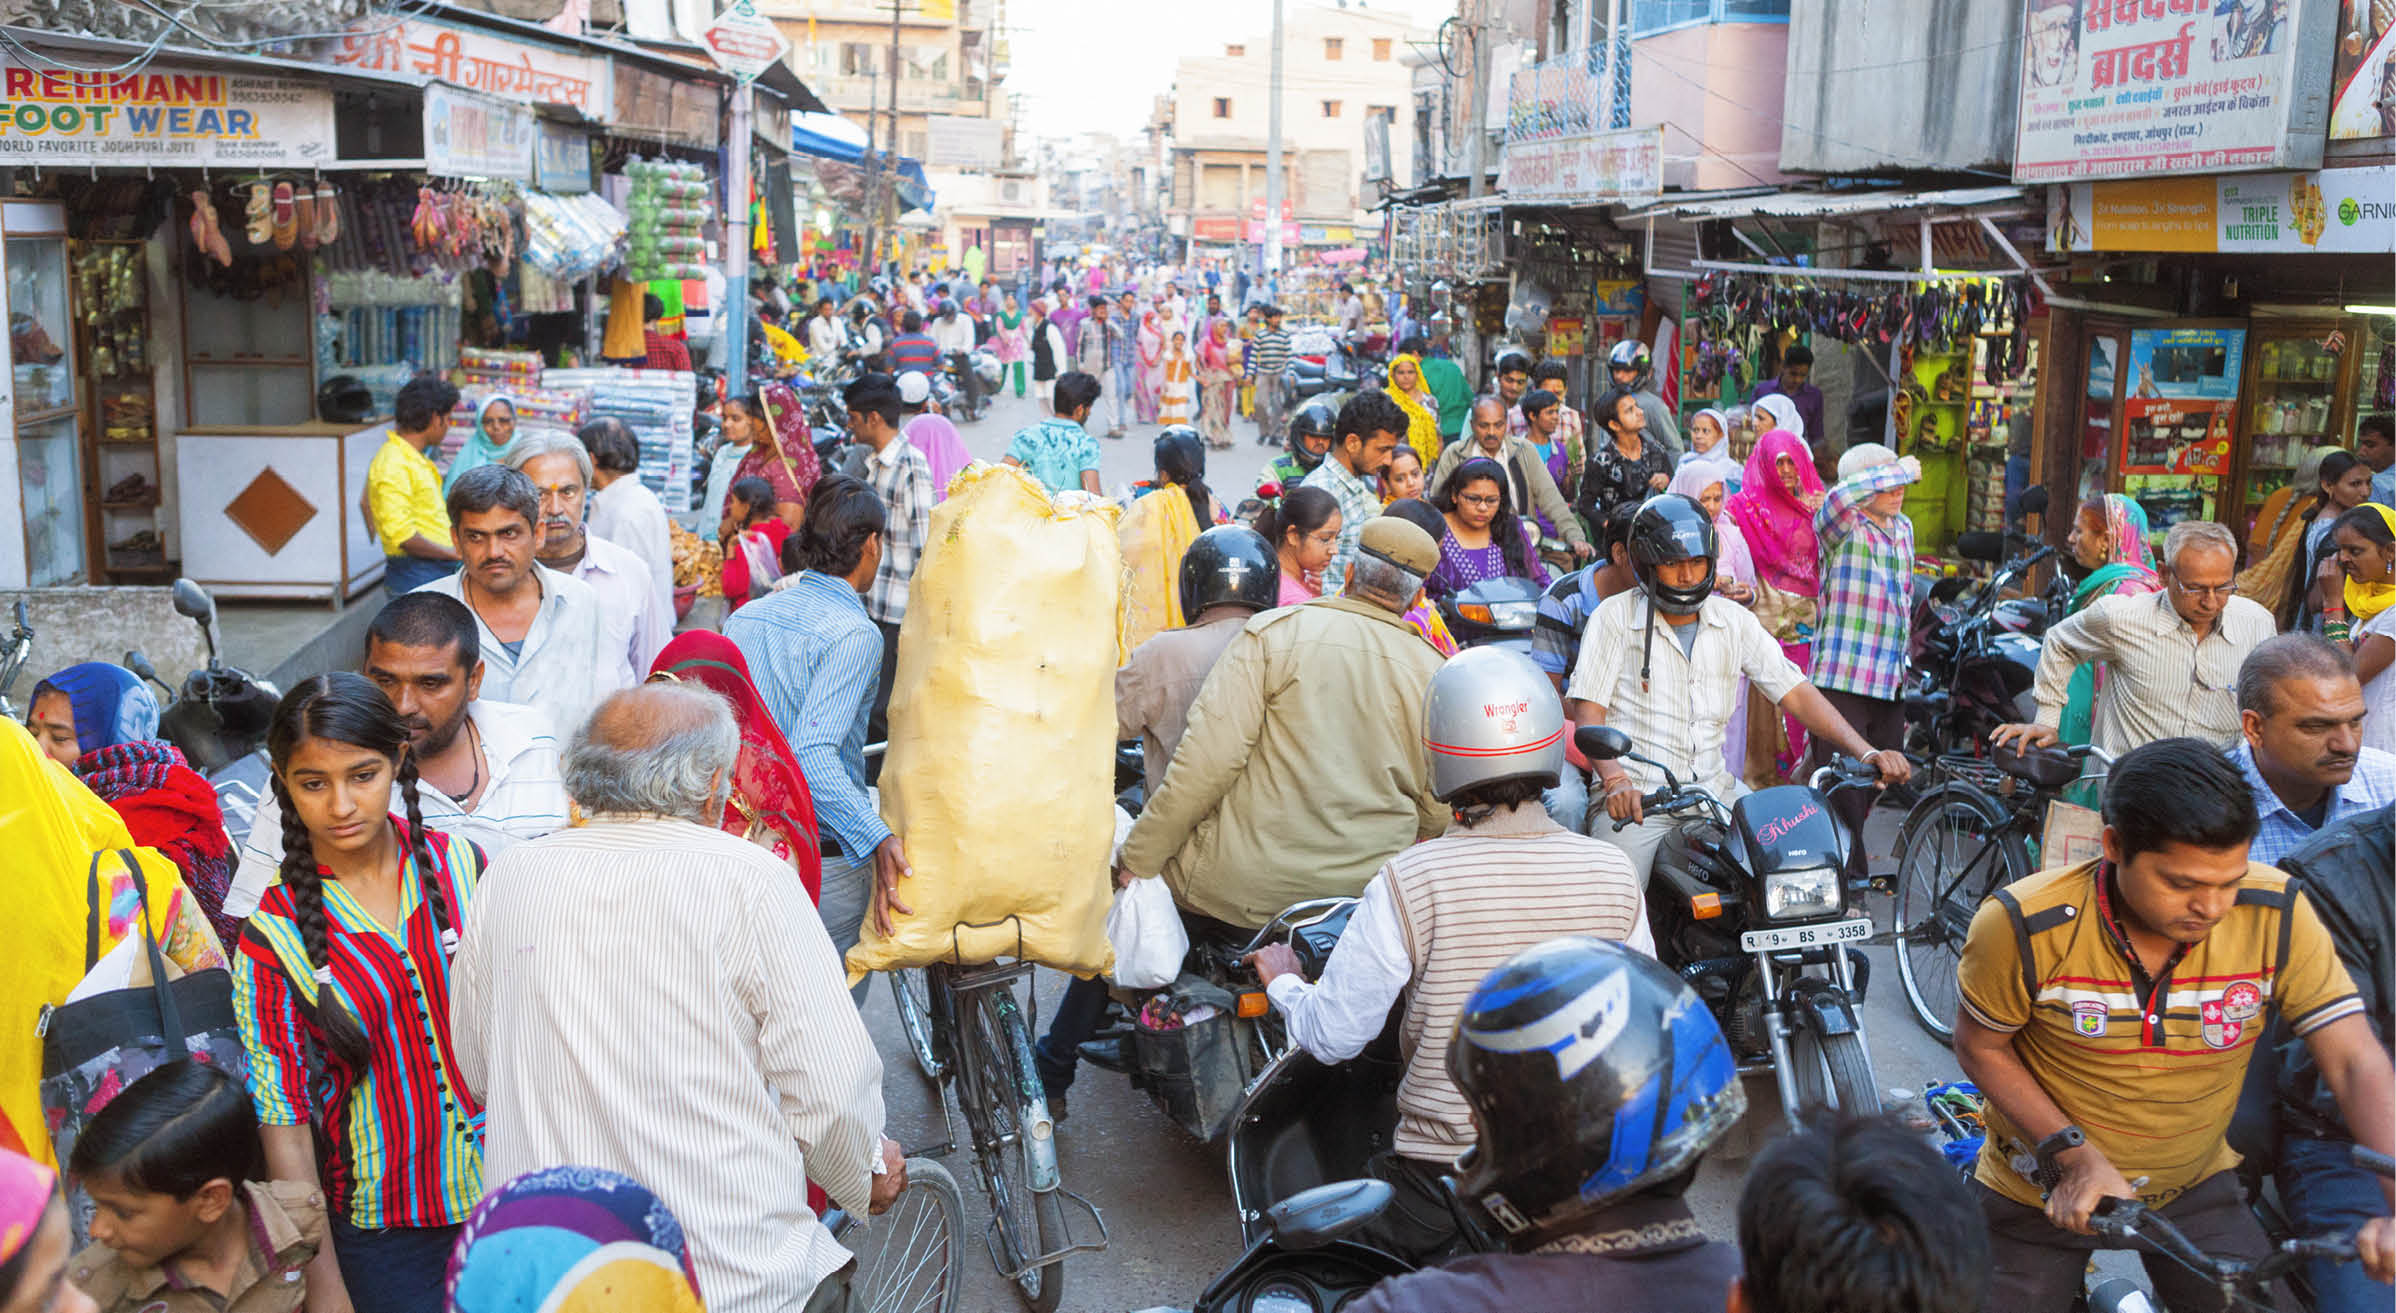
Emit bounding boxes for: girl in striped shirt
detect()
[231,674,483,1313]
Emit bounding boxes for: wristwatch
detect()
[2030,1124,2087,1192]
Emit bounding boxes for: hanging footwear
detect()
[271,181,296,251]
[196,191,231,266]
[245,182,271,245]
[315,182,339,245]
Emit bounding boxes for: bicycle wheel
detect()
[1892,786,2030,1041]
[842,1157,967,1313]
[890,968,947,1082]
[956,983,1066,1312]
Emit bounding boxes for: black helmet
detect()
[1449,938,1745,1249]
[316,374,374,424]
[1178,525,1278,616]
[1608,338,1653,387]
[1285,399,1339,475]
[1626,494,1718,616]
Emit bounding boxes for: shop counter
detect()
[174,421,391,603]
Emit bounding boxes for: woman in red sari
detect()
[733,384,823,532]
[646,632,822,902]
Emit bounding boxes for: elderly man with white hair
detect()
[503,429,673,681]
[1995,519,2278,758]
[451,682,904,1312]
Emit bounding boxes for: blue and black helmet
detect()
[1446,937,1744,1248]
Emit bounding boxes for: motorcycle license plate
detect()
[1741,918,1873,953]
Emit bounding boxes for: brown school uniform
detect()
[71,1180,324,1313]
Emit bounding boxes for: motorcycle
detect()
[942,347,1002,422]
[0,599,32,721]
[1284,326,1386,402]
[127,580,279,847]
[1194,1180,1414,1313]
[1578,724,1888,1125]
[1436,576,1543,656]
[1904,528,2067,764]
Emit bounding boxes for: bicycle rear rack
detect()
[984,1186,1109,1281]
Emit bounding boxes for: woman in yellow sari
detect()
[1119,429,1229,651]
[1385,353,1444,469]
[0,719,223,1166]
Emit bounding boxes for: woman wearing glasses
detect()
[1428,457,1552,599]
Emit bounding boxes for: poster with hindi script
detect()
[2013,0,2336,182]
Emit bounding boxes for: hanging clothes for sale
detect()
[648,279,686,337]
[602,275,646,362]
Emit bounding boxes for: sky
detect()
[1002,0,1455,143]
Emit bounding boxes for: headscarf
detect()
[2072,493,2162,608]
[1384,353,1443,469]
[445,1166,704,1313]
[443,395,517,495]
[79,740,237,949]
[1753,392,1805,442]
[1200,317,1233,370]
[902,413,972,503]
[0,719,188,1165]
[30,661,158,752]
[1668,458,1754,589]
[1726,429,1825,597]
[2344,502,2396,622]
[646,634,822,903]
[741,384,823,511]
[1681,407,1738,489]
[0,1147,53,1261]
[1119,432,1212,651]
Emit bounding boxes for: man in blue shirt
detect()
[725,475,909,1000]
[2360,415,2394,509]
[2229,633,2396,867]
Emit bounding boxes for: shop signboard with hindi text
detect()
[325,16,611,119]
[535,121,593,192]
[424,82,535,182]
[2013,0,2337,182]
[2048,164,2395,251]
[0,61,333,167]
[1496,125,1662,205]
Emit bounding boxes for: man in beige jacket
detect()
[1429,398,1595,562]
[1117,516,1450,930]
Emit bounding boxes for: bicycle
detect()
[826,1157,967,1313]
[886,920,1108,1312]
[2082,1145,2393,1313]
[1888,740,2112,1040]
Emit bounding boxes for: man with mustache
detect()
[2230,633,2396,866]
[505,430,672,680]
[222,590,569,919]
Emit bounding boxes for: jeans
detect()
[1036,973,1113,1096]
[1111,360,1136,432]
[819,851,873,1006]
[381,555,458,595]
[1543,766,1591,835]
[330,1216,461,1313]
[1253,374,1287,443]
[2278,1136,2394,1312]
[868,619,900,783]
[1976,1172,2295,1313]
[1809,688,1904,877]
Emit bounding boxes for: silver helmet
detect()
[1422,646,1566,802]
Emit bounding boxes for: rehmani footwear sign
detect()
[0,62,334,167]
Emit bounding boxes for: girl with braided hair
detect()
[229,673,485,1313]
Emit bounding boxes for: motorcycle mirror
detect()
[2018,485,2050,516]
[1954,531,2005,562]
[170,578,217,623]
[1574,725,1633,762]
[123,650,162,688]
[10,600,24,629]
[1261,1179,1394,1251]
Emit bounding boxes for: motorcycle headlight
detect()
[1762,867,1843,921]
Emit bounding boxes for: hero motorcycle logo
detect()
[2199,981,2263,1050]
[1464,969,1631,1080]
[2071,1000,2108,1037]
[1753,801,1822,847]
[1483,700,1531,734]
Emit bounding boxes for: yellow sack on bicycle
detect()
[846,463,1124,984]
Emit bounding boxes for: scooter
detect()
[1436,576,1543,656]
[1579,724,1888,1125]
[127,580,279,847]
[1904,502,2067,765]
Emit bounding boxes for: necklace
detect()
[459,717,484,807]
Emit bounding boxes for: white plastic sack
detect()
[1107,875,1189,991]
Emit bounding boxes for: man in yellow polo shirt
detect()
[1955,737,2395,1311]
[369,373,463,593]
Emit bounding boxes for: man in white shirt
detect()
[226,590,567,917]
[1994,519,2274,758]
[1568,497,1908,872]
[804,296,844,360]
[452,683,905,1312]
[1248,647,1649,1262]
[929,300,976,357]
[418,464,625,738]
[578,417,676,606]
[506,431,672,682]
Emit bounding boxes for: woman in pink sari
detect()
[1135,307,1166,424]
[1196,318,1240,449]
[1723,428,1825,775]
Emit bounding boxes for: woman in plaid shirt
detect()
[1807,442,1921,875]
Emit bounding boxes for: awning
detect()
[1615,185,2028,222]
[894,157,934,213]
[792,111,868,164]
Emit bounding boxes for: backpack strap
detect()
[1991,886,2082,1005]
[84,851,103,972]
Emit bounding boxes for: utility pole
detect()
[886,0,902,271]
[724,79,752,375]
[1465,0,1491,198]
[863,66,881,277]
[1263,0,1284,280]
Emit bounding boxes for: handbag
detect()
[39,851,248,1174]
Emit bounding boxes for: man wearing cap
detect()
[1119,515,1451,930]
[1808,442,1923,877]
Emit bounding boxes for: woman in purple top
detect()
[1429,457,1550,599]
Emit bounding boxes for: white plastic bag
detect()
[1107,876,1189,991]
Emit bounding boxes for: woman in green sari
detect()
[2059,492,2163,750]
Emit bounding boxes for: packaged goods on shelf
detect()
[621,159,713,284]
[521,191,628,284]
[544,367,696,512]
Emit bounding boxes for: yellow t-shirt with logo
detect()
[1957,859,2362,1209]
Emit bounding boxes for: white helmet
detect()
[1422,647,1566,802]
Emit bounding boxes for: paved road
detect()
[858,386,1975,1310]
[933,373,1290,503]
